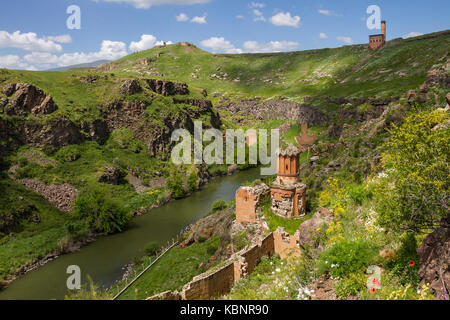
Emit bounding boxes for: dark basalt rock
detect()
[119,79,142,95]
[2,83,58,116]
[144,79,189,96]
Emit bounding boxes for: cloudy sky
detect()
[0,0,449,70]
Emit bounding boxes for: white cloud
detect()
[253,9,266,22]
[319,32,328,39]
[337,36,353,44]
[249,2,265,8]
[200,37,242,54]
[318,9,338,16]
[269,12,301,28]
[0,55,21,68]
[2,39,130,70]
[191,15,207,24]
[129,34,158,51]
[176,13,189,22]
[236,14,244,19]
[45,35,72,44]
[24,40,128,68]
[200,37,299,54]
[0,54,36,70]
[92,0,211,9]
[56,40,128,66]
[402,32,423,39]
[243,40,299,53]
[0,30,63,52]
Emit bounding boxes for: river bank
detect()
[0,167,261,300]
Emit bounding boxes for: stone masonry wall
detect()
[148,229,300,300]
[181,261,237,300]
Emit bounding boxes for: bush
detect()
[211,200,227,213]
[346,184,372,205]
[188,170,198,192]
[144,241,160,256]
[166,170,185,199]
[108,128,144,153]
[334,273,366,299]
[317,239,378,279]
[385,233,419,286]
[56,145,81,162]
[70,187,132,234]
[378,109,449,232]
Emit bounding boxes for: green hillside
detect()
[98,31,450,100]
[0,29,449,299]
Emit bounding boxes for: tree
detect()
[71,187,132,234]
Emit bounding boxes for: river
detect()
[0,168,261,300]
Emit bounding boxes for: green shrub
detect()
[317,239,378,279]
[70,187,132,234]
[232,231,248,251]
[108,128,144,153]
[334,273,366,299]
[211,200,227,213]
[346,184,372,205]
[166,170,185,199]
[188,170,198,192]
[378,109,449,232]
[18,157,29,167]
[56,145,81,162]
[385,233,419,286]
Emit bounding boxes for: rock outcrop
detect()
[119,79,142,95]
[144,79,189,96]
[417,214,450,300]
[2,83,58,116]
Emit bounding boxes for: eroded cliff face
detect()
[216,97,328,125]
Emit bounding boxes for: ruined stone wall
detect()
[147,229,302,300]
[273,227,301,259]
[240,233,275,275]
[236,188,258,223]
[181,261,237,300]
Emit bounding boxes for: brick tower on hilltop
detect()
[270,144,306,218]
[369,20,386,50]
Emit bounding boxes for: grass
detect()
[0,176,68,279]
[114,237,220,300]
[261,196,313,235]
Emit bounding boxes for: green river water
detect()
[0,168,261,300]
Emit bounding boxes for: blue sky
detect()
[0,0,449,70]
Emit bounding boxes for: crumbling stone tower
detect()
[270,144,306,218]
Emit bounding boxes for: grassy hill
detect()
[0,29,448,295]
[97,30,450,100]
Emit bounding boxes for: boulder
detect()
[446,92,450,106]
[417,214,450,300]
[3,83,58,116]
